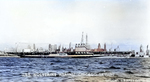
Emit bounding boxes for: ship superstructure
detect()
[67,32,93,55]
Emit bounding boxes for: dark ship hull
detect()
[19,54,100,58]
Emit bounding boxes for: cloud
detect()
[0,0,149,51]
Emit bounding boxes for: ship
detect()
[19,32,100,58]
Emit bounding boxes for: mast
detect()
[81,32,84,44]
[69,42,71,49]
[86,34,88,45]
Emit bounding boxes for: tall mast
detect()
[69,42,71,49]
[81,32,84,44]
[86,34,88,45]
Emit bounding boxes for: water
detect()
[0,57,150,82]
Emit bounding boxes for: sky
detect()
[0,0,150,51]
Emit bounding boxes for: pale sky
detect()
[0,0,150,51]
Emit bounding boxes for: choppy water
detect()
[0,57,150,82]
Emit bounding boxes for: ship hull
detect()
[20,54,101,58]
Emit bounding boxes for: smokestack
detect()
[98,43,101,49]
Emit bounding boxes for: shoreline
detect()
[73,76,150,82]
[0,55,149,58]
[0,55,19,57]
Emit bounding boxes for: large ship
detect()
[19,32,99,58]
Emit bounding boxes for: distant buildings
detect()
[104,43,106,51]
[4,32,140,54]
[140,45,143,52]
[146,45,149,55]
[49,44,57,52]
[93,43,106,52]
